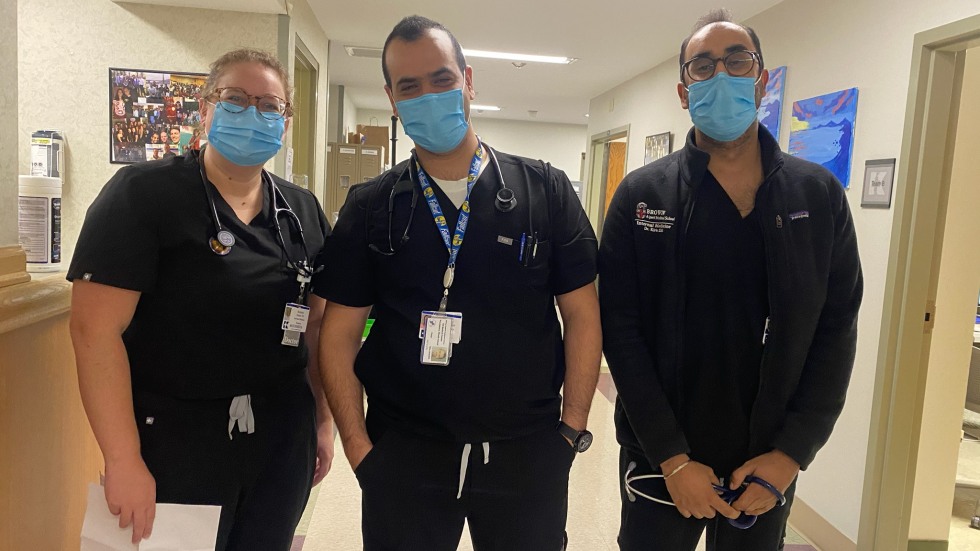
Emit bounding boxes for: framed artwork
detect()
[861,158,896,208]
[788,87,859,188]
[109,68,207,164]
[643,132,671,165]
[758,65,786,141]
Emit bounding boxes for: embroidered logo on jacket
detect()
[634,202,676,233]
[789,210,810,221]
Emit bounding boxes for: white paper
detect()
[81,483,221,551]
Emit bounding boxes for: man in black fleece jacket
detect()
[599,9,863,550]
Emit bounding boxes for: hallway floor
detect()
[951,438,980,550]
[294,373,817,550]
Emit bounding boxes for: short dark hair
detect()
[678,9,764,80]
[382,15,467,88]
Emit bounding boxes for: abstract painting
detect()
[788,88,859,188]
[758,66,786,141]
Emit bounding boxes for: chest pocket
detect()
[489,234,552,291]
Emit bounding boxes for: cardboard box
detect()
[357,125,390,149]
[346,132,364,145]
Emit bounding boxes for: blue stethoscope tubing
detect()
[623,461,786,529]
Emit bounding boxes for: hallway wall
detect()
[0,0,17,248]
[17,0,279,263]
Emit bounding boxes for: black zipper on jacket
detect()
[753,163,783,441]
[674,190,698,412]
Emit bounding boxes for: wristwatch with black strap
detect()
[558,421,593,453]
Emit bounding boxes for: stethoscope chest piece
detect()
[209,235,232,256]
[209,229,235,255]
[216,229,236,248]
[495,187,517,212]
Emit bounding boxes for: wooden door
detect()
[604,142,627,214]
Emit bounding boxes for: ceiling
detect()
[312,0,784,125]
[117,0,786,125]
[116,0,287,14]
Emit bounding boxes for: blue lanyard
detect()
[416,143,484,310]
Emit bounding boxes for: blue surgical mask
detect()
[207,103,284,166]
[687,73,759,142]
[396,89,468,154]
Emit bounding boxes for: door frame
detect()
[292,35,319,196]
[585,124,630,238]
[858,13,980,550]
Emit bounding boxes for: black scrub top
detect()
[67,153,331,400]
[320,150,597,443]
[680,171,769,475]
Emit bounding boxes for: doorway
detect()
[292,38,318,197]
[586,125,630,237]
[859,14,980,551]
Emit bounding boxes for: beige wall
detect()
[328,83,341,143]
[17,0,279,264]
[342,86,358,139]
[473,118,587,183]
[586,0,980,542]
[0,0,17,247]
[908,49,980,541]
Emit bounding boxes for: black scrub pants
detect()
[617,448,796,551]
[356,427,576,551]
[134,375,317,551]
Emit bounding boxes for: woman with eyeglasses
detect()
[69,48,334,551]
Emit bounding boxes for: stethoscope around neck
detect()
[197,147,314,279]
[369,141,527,256]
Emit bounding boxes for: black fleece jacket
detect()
[598,126,863,470]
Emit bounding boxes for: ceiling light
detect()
[463,49,577,65]
[344,45,382,58]
[344,45,577,65]
[471,104,501,111]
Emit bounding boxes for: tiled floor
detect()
[298,373,816,550]
[951,438,980,551]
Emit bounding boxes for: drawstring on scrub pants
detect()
[457,442,490,499]
[228,395,255,439]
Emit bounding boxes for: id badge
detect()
[419,311,462,366]
[281,303,310,347]
[419,311,462,344]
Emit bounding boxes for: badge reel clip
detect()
[419,266,462,366]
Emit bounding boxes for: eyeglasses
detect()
[682,50,761,85]
[209,87,292,120]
